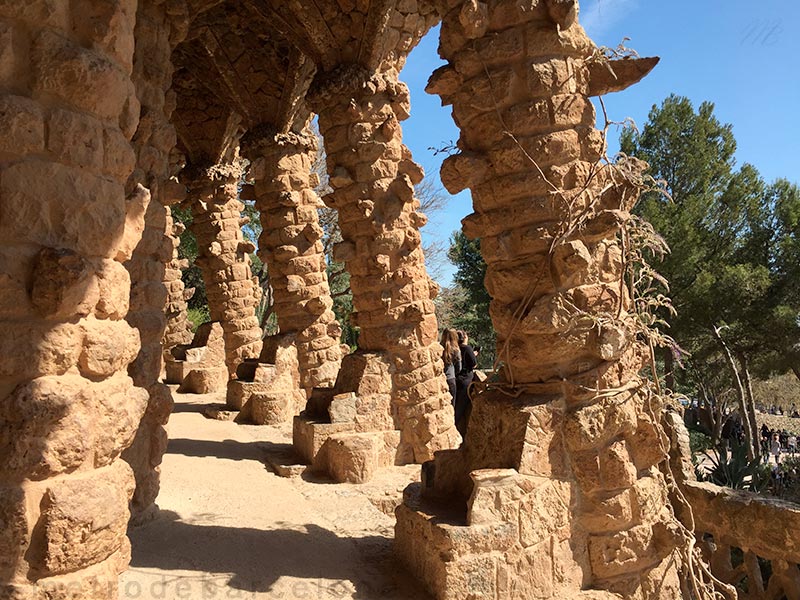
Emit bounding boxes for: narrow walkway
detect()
[120,389,430,600]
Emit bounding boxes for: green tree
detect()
[622,95,800,457]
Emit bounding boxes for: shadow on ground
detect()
[128,510,430,600]
[166,438,275,462]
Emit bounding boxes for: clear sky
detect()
[400,0,800,286]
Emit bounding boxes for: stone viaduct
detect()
[0,0,696,598]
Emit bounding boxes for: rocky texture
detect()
[241,128,345,393]
[162,209,194,359]
[122,0,189,525]
[310,65,460,465]
[165,321,228,393]
[0,0,148,594]
[228,334,308,425]
[396,2,682,599]
[186,158,263,378]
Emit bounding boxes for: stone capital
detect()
[240,124,317,160]
[307,64,407,112]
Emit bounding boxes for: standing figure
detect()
[441,329,461,407]
[454,330,477,436]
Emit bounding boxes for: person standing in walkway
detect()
[441,328,461,407]
[454,330,477,437]
[771,433,782,464]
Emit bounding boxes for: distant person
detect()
[771,433,782,464]
[454,330,477,437]
[788,434,797,455]
[440,329,461,406]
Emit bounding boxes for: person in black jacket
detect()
[454,330,477,436]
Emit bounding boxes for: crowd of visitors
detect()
[760,403,800,418]
[761,423,798,464]
[440,328,478,436]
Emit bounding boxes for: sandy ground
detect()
[120,389,432,600]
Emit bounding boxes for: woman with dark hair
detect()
[454,330,477,436]
[441,328,461,406]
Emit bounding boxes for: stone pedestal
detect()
[165,321,227,393]
[226,334,307,425]
[292,351,404,482]
[395,3,682,599]
[310,66,460,464]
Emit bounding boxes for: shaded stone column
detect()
[310,66,459,463]
[396,2,683,599]
[242,129,344,392]
[122,0,188,524]
[162,208,194,358]
[187,160,263,377]
[0,1,149,596]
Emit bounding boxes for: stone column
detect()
[397,2,682,598]
[0,1,149,597]
[309,66,459,463]
[187,160,263,377]
[242,129,344,392]
[162,209,194,358]
[122,0,188,524]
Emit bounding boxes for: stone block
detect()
[31,460,133,577]
[178,366,227,394]
[328,392,357,423]
[248,391,293,425]
[467,468,523,526]
[0,485,28,581]
[0,95,45,156]
[163,358,189,384]
[519,479,572,546]
[320,433,380,484]
[31,29,138,128]
[292,415,355,465]
[47,108,104,170]
[78,318,140,379]
[0,372,146,481]
[0,161,126,257]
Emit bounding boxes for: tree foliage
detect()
[621,94,800,453]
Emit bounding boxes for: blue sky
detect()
[400,0,800,286]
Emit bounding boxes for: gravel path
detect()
[120,389,430,600]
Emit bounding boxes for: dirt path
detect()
[120,390,431,600]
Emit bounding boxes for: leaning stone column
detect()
[186,160,264,378]
[0,2,149,597]
[309,66,460,463]
[242,129,344,392]
[162,209,195,357]
[396,2,683,599]
[122,0,188,524]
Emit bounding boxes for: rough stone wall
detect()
[310,65,460,463]
[0,1,150,596]
[186,159,264,378]
[397,1,683,598]
[121,0,189,524]
[242,129,345,392]
[162,208,194,357]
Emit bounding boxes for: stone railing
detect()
[683,480,800,599]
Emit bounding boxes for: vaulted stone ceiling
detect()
[171,0,440,165]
